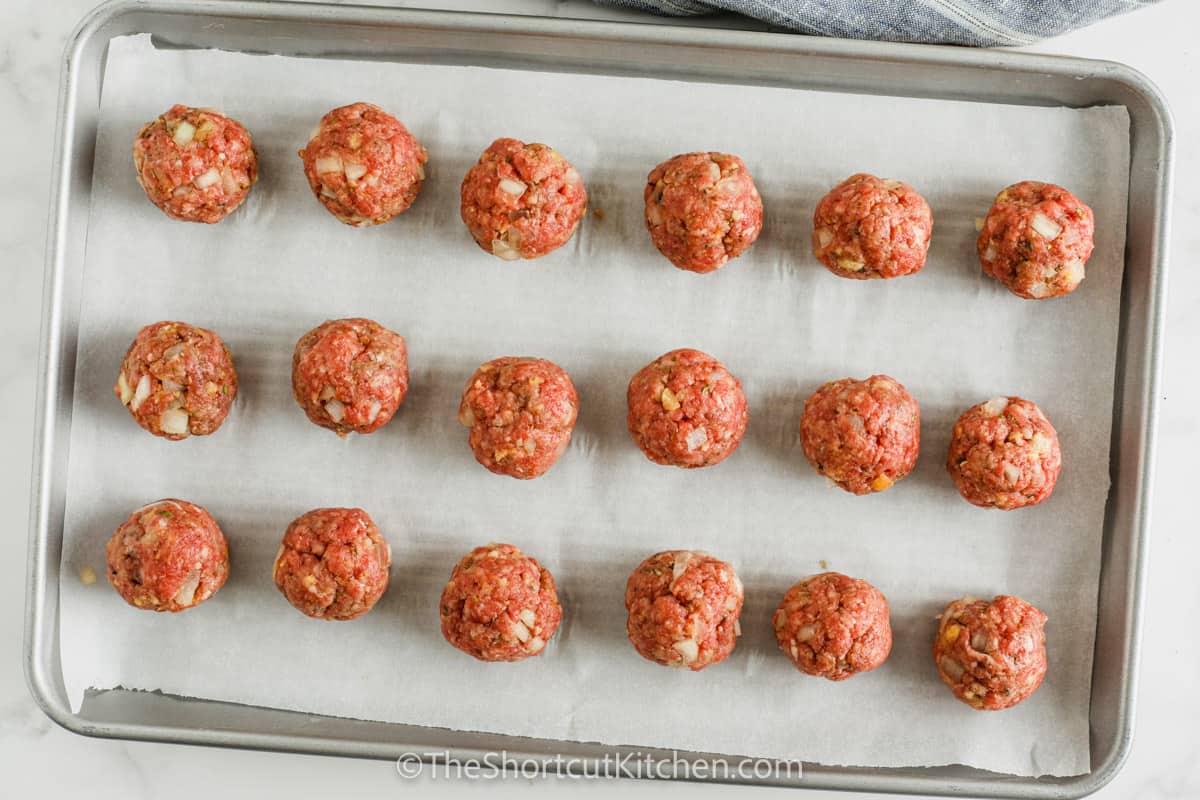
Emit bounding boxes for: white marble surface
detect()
[2,0,1195,797]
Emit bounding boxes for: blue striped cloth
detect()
[593,0,1160,46]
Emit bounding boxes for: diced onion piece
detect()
[220,168,239,194]
[164,343,185,359]
[685,428,707,452]
[367,400,382,424]
[564,167,582,187]
[660,387,680,411]
[982,396,1008,417]
[324,399,346,423]
[1063,259,1085,284]
[1001,462,1021,485]
[131,374,152,411]
[160,408,190,436]
[836,257,865,273]
[646,203,664,226]
[173,570,200,606]
[1029,282,1051,299]
[941,656,965,681]
[376,541,391,568]
[162,378,182,393]
[815,227,834,249]
[706,161,721,182]
[1030,212,1062,240]
[982,243,998,262]
[79,565,97,585]
[194,168,220,189]
[672,551,692,581]
[512,621,531,643]
[673,639,699,664]
[732,574,743,599]
[172,121,196,147]
[344,162,367,181]
[882,178,903,190]
[319,384,336,402]
[519,609,537,628]
[117,372,133,405]
[320,185,338,200]
[971,630,989,652]
[457,406,475,427]
[528,636,545,652]
[1030,432,1052,455]
[797,624,816,642]
[415,163,425,181]
[315,155,343,174]
[498,178,527,197]
[308,123,322,142]
[733,619,742,636]
[491,238,521,260]
[974,216,986,232]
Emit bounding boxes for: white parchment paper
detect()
[58,34,1131,777]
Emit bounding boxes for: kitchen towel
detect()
[594,0,1160,45]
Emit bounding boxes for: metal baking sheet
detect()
[28,3,1171,796]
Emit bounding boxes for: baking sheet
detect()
[57,33,1130,778]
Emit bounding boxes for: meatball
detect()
[133,104,257,224]
[977,181,1095,299]
[934,595,1048,711]
[625,550,744,671]
[626,348,748,469]
[298,102,427,227]
[439,543,562,662]
[799,375,920,495]
[644,152,763,274]
[291,318,409,436]
[457,357,578,479]
[812,173,932,279]
[773,572,892,681]
[106,499,229,612]
[272,507,390,621]
[459,137,587,260]
[115,321,238,440]
[947,396,1062,510]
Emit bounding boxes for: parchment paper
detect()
[58,34,1131,777]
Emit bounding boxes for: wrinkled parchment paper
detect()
[59,34,1130,777]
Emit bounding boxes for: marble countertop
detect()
[3,1,1195,797]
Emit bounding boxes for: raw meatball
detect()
[273,507,391,621]
[812,173,932,279]
[133,104,257,223]
[457,357,578,479]
[934,595,1048,711]
[947,396,1062,510]
[106,499,229,612]
[298,102,427,227]
[799,375,920,495]
[644,152,763,273]
[439,543,562,662]
[625,550,744,671]
[292,318,409,436]
[773,572,892,681]
[460,137,587,260]
[626,348,748,469]
[977,181,1095,299]
[115,321,238,440]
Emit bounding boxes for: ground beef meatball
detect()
[272,507,390,621]
[115,321,237,440]
[625,550,744,671]
[934,595,1048,711]
[799,375,920,495]
[460,138,587,260]
[627,349,748,469]
[644,152,763,274]
[457,357,578,479]
[298,102,427,227]
[106,499,229,612]
[773,572,892,681]
[133,104,257,223]
[812,173,932,279]
[292,318,409,436]
[977,181,1095,299]
[947,396,1062,510]
[439,543,562,662]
